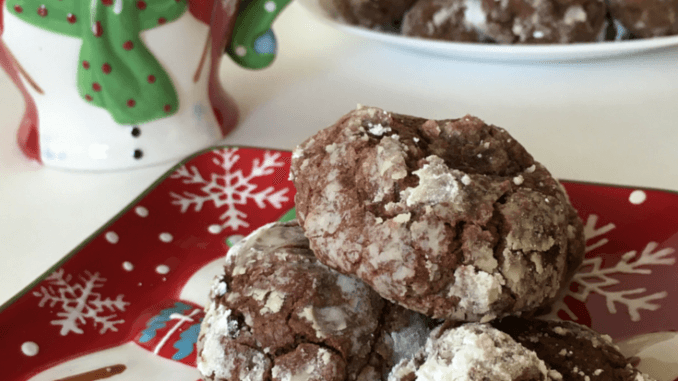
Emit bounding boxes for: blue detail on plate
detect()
[253,29,276,55]
[138,302,192,343]
[172,322,203,360]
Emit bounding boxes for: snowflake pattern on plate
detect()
[169,148,290,233]
[2,149,677,381]
[551,214,677,323]
[32,269,129,336]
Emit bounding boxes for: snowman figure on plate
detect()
[0,0,291,170]
[23,256,231,381]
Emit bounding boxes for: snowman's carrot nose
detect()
[227,0,293,69]
[55,364,126,381]
[1,38,44,94]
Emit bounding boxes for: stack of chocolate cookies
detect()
[196,106,656,381]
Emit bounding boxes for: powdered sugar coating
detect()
[481,0,608,43]
[291,106,585,320]
[198,304,265,380]
[402,0,481,42]
[390,318,657,381]
[197,221,432,381]
[492,317,658,381]
[608,0,678,38]
[271,344,345,381]
[388,323,550,381]
[399,0,607,44]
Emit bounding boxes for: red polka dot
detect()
[123,41,134,50]
[102,0,113,5]
[164,105,172,113]
[83,61,90,69]
[102,63,112,74]
[67,13,76,23]
[136,1,147,10]
[93,21,103,37]
[13,5,23,13]
[85,95,93,101]
[158,17,166,24]
[37,5,47,17]
[92,83,102,92]
[147,75,156,83]
[127,99,136,107]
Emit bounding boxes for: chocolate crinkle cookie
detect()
[607,0,678,38]
[388,322,551,380]
[290,105,585,321]
[401,0,482,42]
[197,221,434,381]
[389,317,656,381]
[319,0,418,29]
[492,317,657,381]
[480,0,608,43]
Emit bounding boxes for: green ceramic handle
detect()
[227,0,293,69]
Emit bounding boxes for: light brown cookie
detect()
[290,106,585,321]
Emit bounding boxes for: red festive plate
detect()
[1,147,676,381]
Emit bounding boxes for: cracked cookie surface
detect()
[401,0,481,42]
[389,317,657,381]
[480,0,608,44]
[388,322,551,381]
[491,317,657,381]
[290,106,585,321]
[197,221,432,381]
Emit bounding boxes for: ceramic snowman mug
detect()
[0,0,290,170]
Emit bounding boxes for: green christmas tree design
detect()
[7,0,187,125]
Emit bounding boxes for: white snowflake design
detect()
[33,269,129,336]
[553,214,676,322]
[170,148,290,233]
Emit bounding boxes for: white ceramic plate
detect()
[296,0,678,62]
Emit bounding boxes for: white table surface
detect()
[2,2,678,307]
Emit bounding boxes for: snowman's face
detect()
[27,258,227,381]
[179,257,226,307]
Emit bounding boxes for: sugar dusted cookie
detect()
[492,317,657,381]
[481,0,608,43]
[290,106,585,321]
[319,0,418,29]
[389,318,656,381]
[607,0,678,38]
[388,322,551,381]
[401,0,482,42]
[197,221,432,381]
